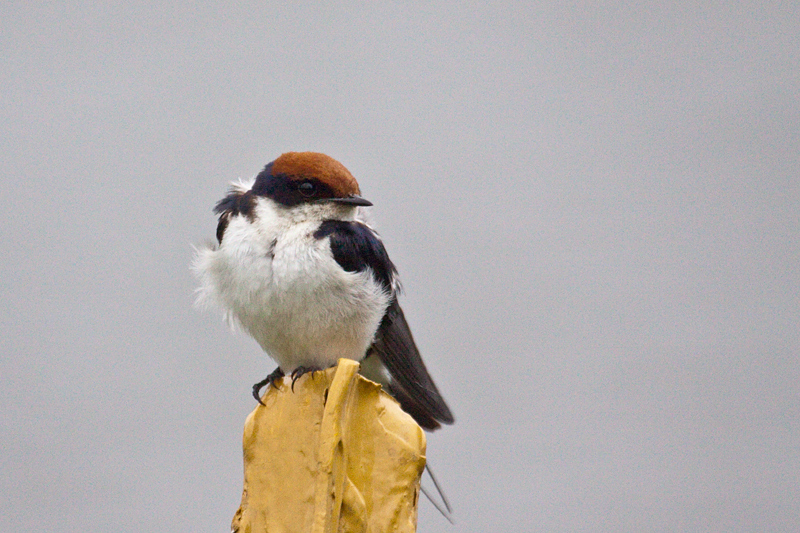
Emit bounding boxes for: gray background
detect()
[2,2,798,531]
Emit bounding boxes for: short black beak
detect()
[326,195,373,207]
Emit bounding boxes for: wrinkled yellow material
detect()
[231,359,427,533]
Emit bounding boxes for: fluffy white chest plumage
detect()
[195,197,390,372]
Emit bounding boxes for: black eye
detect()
[297,181,317,197]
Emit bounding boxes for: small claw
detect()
[252,382,267,406]
[252,367,285,405]
[252,378,270,406]
[290,366,321,392]
[290,370,301,392]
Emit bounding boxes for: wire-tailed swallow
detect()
[194,152,454,430]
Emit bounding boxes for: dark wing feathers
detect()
[213,189,255,243]
[315,220,454,430]
[384,380,443,431]
[313,220,396,291]
[370,299,454,429]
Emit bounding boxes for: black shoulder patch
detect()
[313,220,396,291]
[213,189,255,217]
[213,189,255,243]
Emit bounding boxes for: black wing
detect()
[315,220,454,430]
[213,188,255,243]
[314,220,396,291]
[369,299,454,430]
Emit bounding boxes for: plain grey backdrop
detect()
[2,2,798,531]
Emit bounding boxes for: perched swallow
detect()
[194,152,454,430]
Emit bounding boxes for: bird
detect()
[194,151,454,430]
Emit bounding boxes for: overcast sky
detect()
[2,2,798,531]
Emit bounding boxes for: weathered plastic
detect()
[231,358,427,533]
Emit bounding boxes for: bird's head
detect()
[213,152,372,243]
[251,152,371,221]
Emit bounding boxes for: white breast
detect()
[194,198,390,371]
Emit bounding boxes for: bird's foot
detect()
[290,365,323,391]
[252,367,285,405]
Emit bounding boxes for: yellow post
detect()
[231,358,427,533]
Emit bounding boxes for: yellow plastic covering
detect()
[231,358,427,533]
